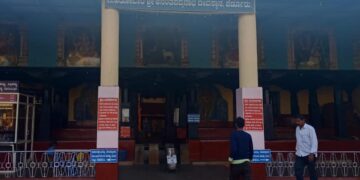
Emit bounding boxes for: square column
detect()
[96,0,120,180]
[237,13,266,180]
[238,14,258,88]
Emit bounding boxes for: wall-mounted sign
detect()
[120,126,131,138]
[97,86,119,149]
[121,108,130,123]
[236,88,264,150]
[0,81,19,93]
[243,99,263,131]
[106,0,255,14]
[187,114,200,123]
[90,149,118,163]
[252,149,271,163]
[97,98,119,131]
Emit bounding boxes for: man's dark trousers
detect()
[295,156,318,180]
[229,162,251,180]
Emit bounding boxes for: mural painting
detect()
[288,29,337,69]
[0,23,28,66]
[68,84,98,127]
[135,26,188,67]
[212,28,265,68]
[57,26,100,67]
[197,85,229,122]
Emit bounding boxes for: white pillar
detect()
[238,13,258,88]
[236,13,265,150]
[96,2,120,180]
[101,0,119,86]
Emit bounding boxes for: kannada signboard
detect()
[187,114,200,123]
[97,98,119,131]
[106,0,255,14]
[236,87,265,150]
[90,149,118,163]
[243,99,264,131]
[252,149,271,163]
[97,86,119,149]
[0,81,19,93]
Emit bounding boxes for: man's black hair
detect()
[234,117,245,128]
[295,114,306,121]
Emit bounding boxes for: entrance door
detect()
[137,95,166,143]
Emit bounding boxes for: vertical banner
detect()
[236,87,265,149]
[97,86,119,149]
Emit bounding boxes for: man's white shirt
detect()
[296,123,318,157]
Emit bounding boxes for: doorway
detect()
[137,95,166,143]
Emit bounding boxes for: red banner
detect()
[97,98,119,131]
[243,99,264,131]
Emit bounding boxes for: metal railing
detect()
[266,151,360,177]
[0,150,95,178]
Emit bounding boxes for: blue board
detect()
[252,149,271,163]
[106,0,255,14]
[90,149,118,163]
[187,114,200,123]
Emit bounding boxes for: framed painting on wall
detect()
[288,28,337,69]
[68,84,98,127]
[57,25,100,67]
[135,25,189,67]
[0,23,28,67]
[211,28,265,68]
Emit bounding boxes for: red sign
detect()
[0,94,17,102]
[120,126,131,138]
[243,99,263,131]
[97,98,119,131]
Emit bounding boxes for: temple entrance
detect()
[134,93,180,165]
[137,95,167,143]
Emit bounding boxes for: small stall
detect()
[0,81,36,173]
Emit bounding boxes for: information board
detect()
[90,149,118,163]
[236,87,265,150]
[0,81,19,93]
[252,149,271,163]
[106,0,255,14]
[243,99,264,131]
[120,126,131,138]
[187,114,200,123]
[97,98,119,131]
[97,86,119,149]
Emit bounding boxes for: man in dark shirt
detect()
[229,117,253,180]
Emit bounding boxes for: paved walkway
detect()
[118,165,359,180]
[119,165,229,180]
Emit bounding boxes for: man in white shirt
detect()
[294,115,318,180]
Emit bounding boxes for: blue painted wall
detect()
[26,15,58,67]
[1,11,359,69]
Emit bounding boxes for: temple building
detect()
[0,0,360,179]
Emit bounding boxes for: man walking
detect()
[294,115,318,180]
[229,117,253,180]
